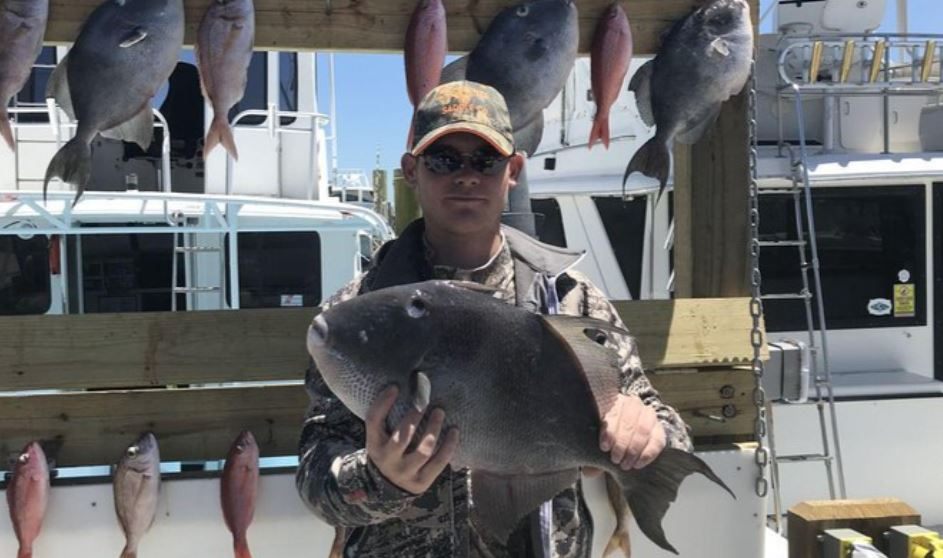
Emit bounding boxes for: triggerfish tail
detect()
[120,546,137,558]
[623,136,670,202]
[17,547,33,558]
[0,109,14,150]
[43,136,91,204]
[618,448,735,555]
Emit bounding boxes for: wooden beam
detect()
[672,1,757,298]
[42,0,699,55]
[0,298,763,391]
[0,385,309,468]
[0,308,312,391]
[0,368,755,468]
[649,367,755,439]
[788,499,921,558]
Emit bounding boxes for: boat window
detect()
[279,52,298,125]
[531,198,567,248]
[14,47,57,124]
[592,196,648,300]
[78,232,176,313]
[228,52,299,127]
[229,52,268,126]
[0,235,51,316]
[225,232,322,308]
[760,186,926,331]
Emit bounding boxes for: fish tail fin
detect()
[234,536,253,558]
[615,448,734,554]
[205,116,238,161]
[17,546,33,558]
[44,137,91,205]
[588,115,610,151]
[603,473,632,558]
[120,546,137,558]
[0,109,14,150]
[623,136,670,201]
[328,526,347,558]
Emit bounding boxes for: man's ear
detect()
[401,153,419,188]
[507,152,526,190]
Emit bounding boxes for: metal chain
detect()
[747,57,770,499]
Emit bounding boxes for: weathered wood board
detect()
[0,298,763,391]
[0,367,754,467]
[788,499,921,558]
[0,384,309,468]
[42,0,703,55]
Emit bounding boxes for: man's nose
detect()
[453,166,480,187]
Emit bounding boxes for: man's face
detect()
[402,132,524,236]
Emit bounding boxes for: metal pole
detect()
[227,203,240,309]
[329,53,338,188]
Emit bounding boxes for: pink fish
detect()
[113,433,160,558]
[0,0,50,150]
[195,0,255,160]
[404,0,447,147]
[6,442,50,558]
[221,430,259,558]
[589,3,632,150]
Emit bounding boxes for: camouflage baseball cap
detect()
[410,81,515,157]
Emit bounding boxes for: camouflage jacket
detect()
[297,219,693,558]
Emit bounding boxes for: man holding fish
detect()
[296,79,693,557]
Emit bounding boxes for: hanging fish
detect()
[624,0,753,199]
[6,441,50,558]
[589,2,633,150]
[195,0,255,160]
[0,0,49,150]
[220,430,260,558]
[43,0,184,205]
[113,433,161,558]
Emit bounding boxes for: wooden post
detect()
[372,168,389,219]
[672,88,751,298]
[393,169,420,235]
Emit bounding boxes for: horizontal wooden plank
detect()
[0,384,309,468]
[649,367,756,439]
[42,0,704,55]
[0,308,313,391]
[0,368,754,467]
[0,298,764,391]
[616,297,767,369]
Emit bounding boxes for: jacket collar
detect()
[366,219,583,292]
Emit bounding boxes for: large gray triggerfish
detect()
[625,0,753,200]
[43,0,184,205]
[306,280,734,553]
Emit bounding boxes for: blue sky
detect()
[316,0,942,177]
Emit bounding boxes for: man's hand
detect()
[365,385,460,495]
[599,394,666,470]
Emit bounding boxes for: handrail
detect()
[5,105,174,194]
[0,190,395,240]
[223,105,330,198]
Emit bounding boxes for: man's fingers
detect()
[365,385,398,443]
[389,405,425,452]
[607,400,639,466]
[416,427,459,485]
[407,408,446,465]
[635,423,667,469]
[621,408,657,470]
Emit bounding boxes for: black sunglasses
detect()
[419,146,511,176]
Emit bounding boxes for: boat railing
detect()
[6,104,174,193]
[224,104,330,199]
[0,189,395,240]
[773,33,943,155]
